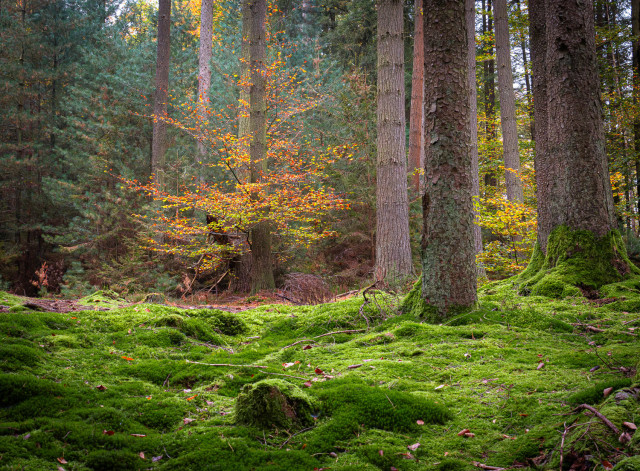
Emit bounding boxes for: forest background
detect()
[0,0,636,300]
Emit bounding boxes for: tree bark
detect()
[248,0,274,292]
[408,0,424,193]
[421,0,477,316]
[632,0,640,222]
[467,0,485,275]
[151,0,171,188]
[375,0,413,281]
[494,0,522,203]
[483,0,498,190]
[196,0,213,175]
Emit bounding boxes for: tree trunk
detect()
[494,0,522,203]
[519,0,636,297]
[467,0,485,276]
[408,0,424,193]
[483,0,498,190]
[375,0,413,281]
[248,0,274,292]
[151,0,171,188]
[415,0,477,317]
[196,0,213,175]
[632,0,640,221]
[515,0,534,138]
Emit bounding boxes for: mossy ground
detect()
[1,285,639,470]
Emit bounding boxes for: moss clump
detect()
[399,279,475,321]
[517,227,640,298]
[78,289,127,307]
[188,309,247,336]
[567,378,632,405]
[0,344,43,370]
[142,292,166,304]
[235,379,316,429]
[614,456,640,471]
[85,450,139,471]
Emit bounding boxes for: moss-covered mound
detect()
[235,379,316,429]
[516,226,640,298]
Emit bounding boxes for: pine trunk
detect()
[151,0,171,188]
[466,0,484,275]
[375,0,413,281]
[420,0,477,316]
[196,0,213,174]
[494,0,522,203]
[408,0,424,193]
[248,0,274,292]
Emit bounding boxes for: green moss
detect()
[235,379,316,429]
[0,343,43,369]
[85,450,139,471]
[614,456,640,471]
[78,289,127,308]
[399,279,475,321]
[567,378,632,405]
[517,227,640,298]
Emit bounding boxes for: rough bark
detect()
[196,0,213,174]
[151,0,171,188]
[375,0,413,281]
[494,0,523,203]
[420,0,477,316]
[239,0,251,181]
[408,0,424,193]
[467,0,485,275]
[633,0,640,220]
[248,0,274,292]
[483,0,498,190]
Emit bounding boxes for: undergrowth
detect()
[0,283,639,470]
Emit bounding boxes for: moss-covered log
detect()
[516,226,640,298]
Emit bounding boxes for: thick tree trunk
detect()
[375,0,412,281]
[518,0,636,297]
[196,0,213,174]
[248,0,274,292]
[467,0,485,275]
[632,0,640,221]
[494,0,522,203]
[408,0,424,193]
[419,0,477,316]
[151,0,171,188]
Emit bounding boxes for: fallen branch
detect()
[335,290,359,299]
[314,329,365,339]
[471,462,505,470]
[282,339,314,350]
[571,404,620,435]
[278,426,315,449]
[186,360,267,369]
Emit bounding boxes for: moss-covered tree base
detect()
[235,379,316,429]
[399,280,474,322]
[516,226,640,298]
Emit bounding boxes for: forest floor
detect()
[0,280,639,471]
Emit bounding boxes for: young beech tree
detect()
[375,0,412,281]
[519,0,639,297]
[402,0,477,318]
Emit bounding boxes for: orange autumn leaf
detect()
[121,356,134,361]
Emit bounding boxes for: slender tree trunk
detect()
[408,0,424,193]
[248,0,274,292]
[196,0,213,174]
[421,0,477,316]
[467,0,485,276]
[483,0,498,190]
[151,0,171,188]
[494,0,523,203]
[375,0,413,281]
[632,0,640,221]
[515,0,534,138]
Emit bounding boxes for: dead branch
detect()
[571,404,620,435]
[282,339,314,349]
[278,426,315,449]
[314,329,365,339]
[471,462,505,470]
[186,360,267,369]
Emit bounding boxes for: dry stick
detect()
[282,339,314,350]
[314,330,365,339]
[207,270,229,294]
[278,426,315,449]
[572,404,620,435]
[186,360,267,369]
[470,462,504,471]
[622,317,640,325]
[559,421,568,470]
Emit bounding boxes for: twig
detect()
[162,374,171,387]
[335,290,359,298]
[559,422,568,470]
[622,317,640,325]
[385,394,396,409]
[278,426,315,449]
[186,360,267,369]
[471,462,505,470]
[282,339,314,349]
[314,330,365,339]
[571,404,620,435]
[207,270,229,294]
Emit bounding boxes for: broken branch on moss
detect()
[571,404,620,436]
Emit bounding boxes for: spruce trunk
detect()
[196,0,213,176]
[151,0,171,188]
[408,0,424,193]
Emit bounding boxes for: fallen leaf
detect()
[103,430,114,436]
[435,384,445,390]
[183,418,195,425]
[619,432,632,444]
[378,450,383,456]
[589,366,600,372]
[186,394,198,401]
[623,421,637,430]
[302,345,313,350]
[96,385,107,391]
[121,356,134,361]
[416,420,424,426]
[57,467,65,471]
[464,432,475,438]
[329,452,338,458]
[457,429,471,436]
[401,452,414,459]
[537,362,545,370]
[407,443,420,451]
[139,452,145,459]
[603,387,613,397]
[57,457,68,464]
[127,329,132,334]
[283,362,295,368]
[314,367,324,375]
[303,381,313,388]
[130,434,146,437]
[601,460,614,470]
[347,364,362,369]
[206,400,214,405]
[391,468,398,471]
[152,455,163,462]
[146,396,152,400]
